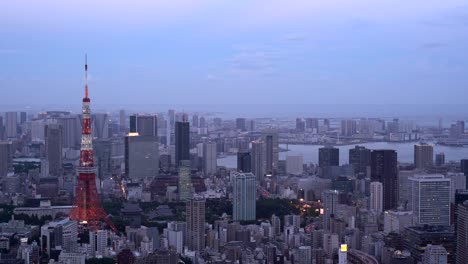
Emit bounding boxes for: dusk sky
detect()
[2,1,468,106]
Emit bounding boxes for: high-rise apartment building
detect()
[370,181,383,213]
[5,112,17,138]
[371,150,398,210]
[203,142,217,175]
[0,142,12,177]
[178,160,191,201]
[251,141,265,182]
[409,174,450,226]
[232,172,256,221]
[263,132,278,176]
[45,124,63,177]
[322,190,339,231]
[414,143,434,169]
[341,119,357,137]
[175,121,190,166]
[186,197,205,252]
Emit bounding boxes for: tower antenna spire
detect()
[85,54,88,98]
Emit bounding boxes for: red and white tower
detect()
[70,56,114,230]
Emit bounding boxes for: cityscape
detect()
[1,1,468,264]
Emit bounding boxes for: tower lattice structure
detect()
[69,56,115,231]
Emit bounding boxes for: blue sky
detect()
[1,0,468,106]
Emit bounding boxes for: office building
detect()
[263,132,278,175]
[423,244,448,264]
[461,159,468,186]
[232,172,256,221]
[175,120,190,166]
[130,114,158,136]
[338,244,348,264]
[92,113,110,139]
[414,143,434,169]
[319,146,339,167]
[125,134,159,181]
[371,150,398,210]
[384,210,413,234]
[305,118,319,131]
[286,155,303,175]
[298,246,311,264]
[236,118,246,131]
[296,118,305,132]
[186,197,205,252]
[178,160,191,201]
[341,119,357,137]
[251,140,265,181]
[5,112,17,138]
[94,139,112,182]
[45,124,63,177]
[409,174,450,226]
[370,181,383,213]
[349,146,371,176]
[457,201,468,264]
[56,116,81,148]
[403,226,455,264]
[237,151,251,173]
[323,190,339,231]
[203,142,217,175]
[435,153,445,167]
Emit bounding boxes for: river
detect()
[217,142,468,169]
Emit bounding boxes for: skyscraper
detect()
[203,142,217,175]
[414,143,434,169]
[322,190,339,231]
[186,197,205,252]
[125,134,159,181]
[175,121,190,166]
[423,244,448,264]
[461,159,468,185]
[92,113,109,139]
[192,114,199,128]
[409,174,450,226]
[129,114,157,136]
[19,112,27,124]
[349,146,371,176]
[5,112,17,138]
[0,142,11,177]
[178,160,191,201]
[237,151,251,173]
[296,118,305,132]
[370,181,383,213]
[305,118,319,131]
[263,132,278,175]
[319,146,339,167]
[371,150,398,210]
[56,116,81,148]
[232,172,256,221]
[45,124,63,177]
[457,201,468,264]
[251,141,265,182]
[236,118,246,131]
[119,109,126,134]
[341,119,357,137]
[435,153,445,167]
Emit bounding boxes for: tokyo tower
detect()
[69,56,115,231]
